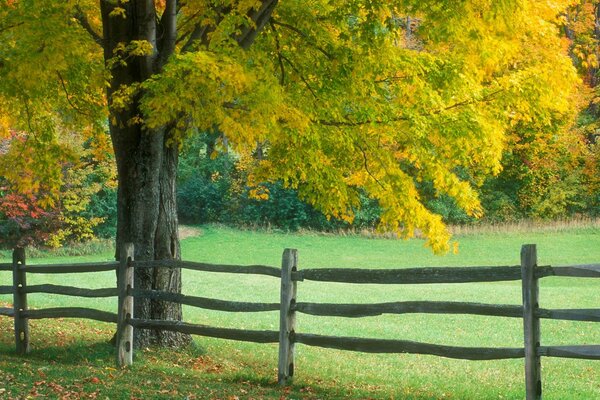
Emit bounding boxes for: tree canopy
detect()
[0,0,578,254]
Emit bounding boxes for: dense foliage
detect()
[0,129,116,247]
[172,0,598,235]
[0,0,588,254]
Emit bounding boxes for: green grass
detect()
[1,225,599,399]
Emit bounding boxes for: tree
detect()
[0,0,577,347]
[565,0,600,214]
[0,128,115,247]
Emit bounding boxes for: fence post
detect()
[521,244,541,400]
[117,243,134,368]
[278,248,298,385]
[12,247,29,355]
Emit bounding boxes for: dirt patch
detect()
[178,225,203,239]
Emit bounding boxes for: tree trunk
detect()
[112,123,189,348]
[99,0,277,348]
[101,0,190,348]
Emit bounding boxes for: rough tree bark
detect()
[100,0,187,348]
[99,0,278,348]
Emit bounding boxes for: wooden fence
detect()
[1,244,599,400]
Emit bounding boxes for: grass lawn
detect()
[0,225,599,399]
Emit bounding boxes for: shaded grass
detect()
[0,225,599,399]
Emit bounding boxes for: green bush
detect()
[177,133,236,224]
[178,173,232,224]
[85,188,117,238]
[427,195,474,225]
[176,134,381,231]
[236,182,331,231]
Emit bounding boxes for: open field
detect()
[1,225,599,399]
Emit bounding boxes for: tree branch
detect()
[375,75,409,84]
[280,54,318,99]
[20,96,39,146]
[181,0,278,52]
[269,21,285,85]
[176,9,203,34]
[74,5,103,46]
[235,0,279,49]
[157,0,178,68]
[315,89,504,127]
[0,21,24,34]
[56,71,93,117]
[181,18,215,53]
[271,19,333,60]
[355,141,385,189]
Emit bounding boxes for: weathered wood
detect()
[278,249,297,385]
[0,263,11,271]
[538,308,600,322]
[294,301,523,318]
[294,333,524,360]
[293,265,551,284]
[522,244,541,400]
[550,264,600,278]
[0,307,14,317]
[293,302,600,322]
[533,266,555,279]
[117,243,134,368]
[0,285,12,294]
[13,248,29,354]
[129,318,279,343]
[133,259,281,278]
[25,284,118,298]
[22,308,118,323]
[22,262,119,274]
[130,288,279,312]
[539,345,600,360]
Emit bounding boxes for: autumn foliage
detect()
[0,129,115,248]
[0,0,598,254]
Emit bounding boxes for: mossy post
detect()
[12,247,29,354]
[521,244,541,400]
[117,243,134,367]
[278,248,298,385]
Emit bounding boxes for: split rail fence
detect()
[1,244,599,399]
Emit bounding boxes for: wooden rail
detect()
[538,308,600,322]
[0,307,13,317]
[293,300,524,318]
[293,265,553,284]
[25,284,118,298]
[134,259,281,278]
[293,301,600,322]
[294,332,525,360]
[0,285,12,295]
[550,264,600,278]
[1,245,598,400]
[129,318,279,343]
[23,308,118,323]
[21,262,118,274]
[539,345,600,360]
[130,288,279,312]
